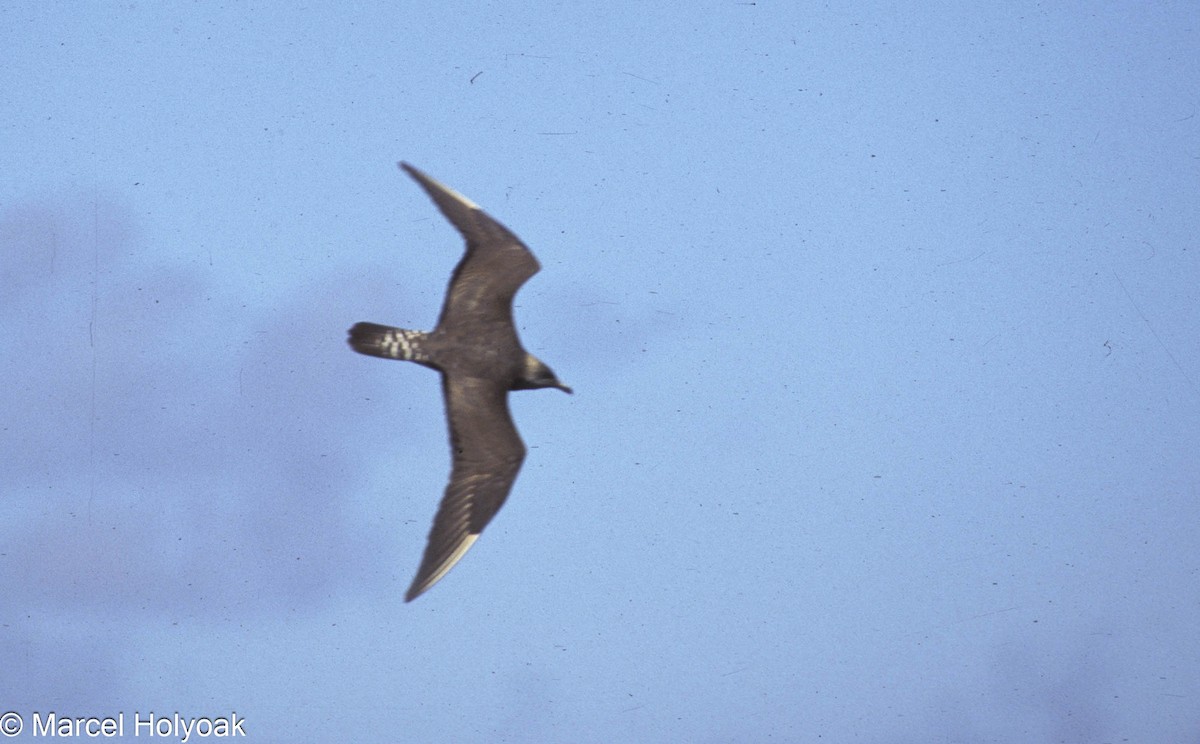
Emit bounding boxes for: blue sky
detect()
[3,2,1198,741]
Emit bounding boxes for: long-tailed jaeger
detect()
[348,162,571,602]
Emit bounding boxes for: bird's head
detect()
[518,354,573,394]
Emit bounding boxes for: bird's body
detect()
[348,163,570,602]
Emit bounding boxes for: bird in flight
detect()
[348,162,571,602]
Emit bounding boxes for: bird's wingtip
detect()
[404,533,480,602]
[398,161,481,211]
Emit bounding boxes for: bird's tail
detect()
[347,322,432,363]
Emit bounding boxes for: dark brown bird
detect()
[348,162,571,602]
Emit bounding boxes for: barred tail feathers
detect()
[347,322,431,362]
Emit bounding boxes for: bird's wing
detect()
[399,162,540,332]
[404,374,527,601]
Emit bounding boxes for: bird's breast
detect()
[427,328,526,384]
